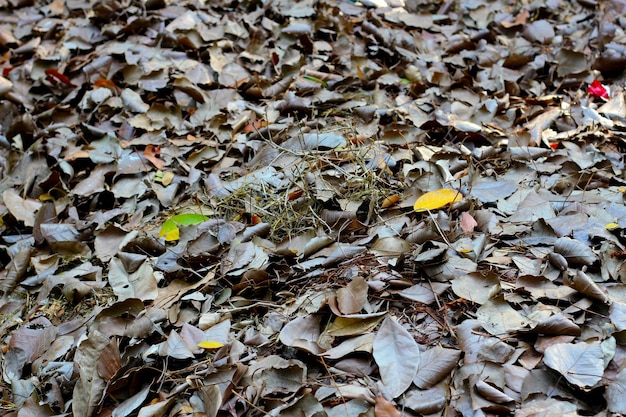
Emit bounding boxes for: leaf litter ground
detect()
[2,0,626,415]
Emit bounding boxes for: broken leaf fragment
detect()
[413,188,462,212]
[159,213,210,241]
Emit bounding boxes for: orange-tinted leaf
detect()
[236,212,262,225]
[288,189,304,201]
[414,188,462,212]
[501,9,529,28]
[93,78,118,89]
[45,68,76,87]
[374,395,403,417]
[144,145,165,169]
[381,195,401,208]
[243,120,268,132]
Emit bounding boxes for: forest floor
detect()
[2,0,626,416]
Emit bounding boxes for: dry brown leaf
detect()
[375,395,404,417]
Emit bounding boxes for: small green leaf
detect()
[302,75,328,88]
[159,213,210,241]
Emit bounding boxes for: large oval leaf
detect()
[413,188,462,212]
[372,316,420,398]
[543,342,604,388]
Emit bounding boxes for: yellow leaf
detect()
[197,341,224,349]
[159,213,209,242]
[413,188,462,212]
[163,227,179,241]
[162,171,175,186]
[606,222,620,230]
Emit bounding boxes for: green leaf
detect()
[302,75,328,88]
[159,213,210,241]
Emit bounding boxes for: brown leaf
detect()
[375,395,404,417]
[144,145,165,169]
[337,276,368,315]
[97,339,122,382]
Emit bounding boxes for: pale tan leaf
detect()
[2,188,41,227]
[337,276,368,315]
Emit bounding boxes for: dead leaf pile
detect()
[2,0,626,415]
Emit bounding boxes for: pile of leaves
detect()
[3,0,626,415]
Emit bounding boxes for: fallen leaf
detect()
[460,211,478,233]
[159,213,210,241]
[374,395,403,417]
[413,188,462,212]
[197,341,224,349]
[373,316,420,398]
[144,145,165,169]
[543,342,604,388]
[381,195,401,208]
[337,276,368,315]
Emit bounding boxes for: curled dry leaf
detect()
[475,380,515,404]
[554,237,596,266]
[564,270,609,303]
[547,252,568,271]
[402,385,447,414]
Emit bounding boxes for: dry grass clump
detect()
[208,127,402,242]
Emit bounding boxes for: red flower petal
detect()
[588,80,609,99]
